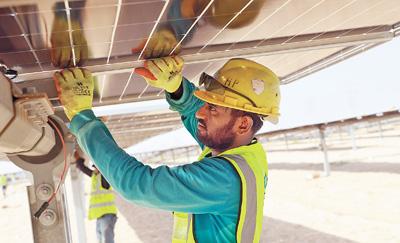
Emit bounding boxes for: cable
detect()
[34,118,68,219]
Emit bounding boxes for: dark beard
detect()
[197,117,236,151]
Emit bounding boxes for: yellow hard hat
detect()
[194,58,281,124]
[205,0,266,29]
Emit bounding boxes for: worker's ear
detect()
[236,115,253,135]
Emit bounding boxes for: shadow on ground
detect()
[116,197,354,243]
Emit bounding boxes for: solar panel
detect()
[0,0,399,147]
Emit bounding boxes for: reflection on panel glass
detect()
[136,0,267,58]
[0,0,399,81]
[0,1,163,72]
[0,0,268,73]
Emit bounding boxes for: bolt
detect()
[36,184,53,201]
[45,213,53,220]
[39,209,57,226]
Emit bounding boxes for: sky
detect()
[127,37,400,153]
[261,37,400,133]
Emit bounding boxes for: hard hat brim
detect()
[194,90,279,124]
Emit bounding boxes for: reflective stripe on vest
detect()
[222,154,257,242]
[88,174,117,220]
[172,141,268,243]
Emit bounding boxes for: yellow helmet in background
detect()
[204,0,266,29]
[194,58,281,124]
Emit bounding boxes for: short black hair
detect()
[230,109,263,135]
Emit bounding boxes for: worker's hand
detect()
[135,56,184,93]
[53,68,94,120]
[50,16,88,68]
[132,28,180,59]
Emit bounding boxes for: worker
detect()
[74,151,118,243]
[54,56,280,242]
[0,174,8,198]
[134,0,267,58]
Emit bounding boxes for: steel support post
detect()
[319,126,330,176]
[7,116,75,243]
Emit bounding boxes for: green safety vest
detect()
[88,173,117,220]
[172,140,268,243]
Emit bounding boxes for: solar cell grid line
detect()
[137,81,149,98]
[119,71,135,100]
[156,88,164,96]
[343,11,400,37]
[279,27,383,70]
[197,0,255,54]
[265,0,359,68]
[281,0,359,44]
[63,0,77,67]
[98,75,107,103]
[99,0,122,103]
[253,0,327,48]
[281,43,373,84]
[9,7,44,71]
[280,0,391,69]
[137,0,170,61]
[274,15,394,70]
[168,0,215,55]
[269,47,341,76]
[227,0,292,50]
[304,0,388,44]
[119,0,170,101]
[335,25,379,40]
[106,0,123,64]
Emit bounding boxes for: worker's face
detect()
[195,103,237,151]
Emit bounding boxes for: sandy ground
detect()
[1,125,399,242]
[112,169,400,243]
[2,169,397,242]
[0,183,33,243]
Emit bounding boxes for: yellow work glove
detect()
[53,68,94,120]
[51,16,88,68]
[132,28,180,59]
[134,56,184,93]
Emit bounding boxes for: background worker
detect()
[74,151,117,243]
[0,174,8,198]
[54,56,280,243]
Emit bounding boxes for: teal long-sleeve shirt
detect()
[71,79,241,242]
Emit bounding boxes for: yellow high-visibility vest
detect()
[88,173,117,220]
[172,140,268,243]
[0,175,7,186]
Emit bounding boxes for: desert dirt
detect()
[1,119,399,242]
